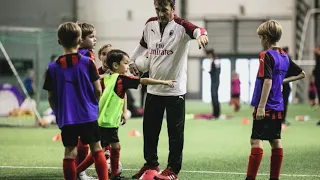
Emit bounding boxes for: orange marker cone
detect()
[281,123,287,130]
[129,130,142,137]
[241,118,250,124]
[52,133,62,141]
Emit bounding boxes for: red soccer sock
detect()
[63,158,76,180]
[76,139,89,166]
[111,148,120,175]
[76,154,94,173]
[246,148,263,179]
[270,148,283,179]
[92,150,109,180]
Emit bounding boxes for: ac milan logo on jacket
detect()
[169,30,174,36]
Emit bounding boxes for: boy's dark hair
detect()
[76,21,95,40]
[154,0,175,8]
[57,22,81,49]
[106,49,129,71]
[282,46,289,53]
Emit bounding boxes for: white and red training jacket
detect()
[131,15,207,96]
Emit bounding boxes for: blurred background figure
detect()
[23,69,36,99]
[50,54,58,62]
[313,46,320,125]
[206,49,221,119]
[229,71,240,112]
[308,70,317,108]
[282,46,291,126]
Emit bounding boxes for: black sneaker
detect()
[111,174,126,180]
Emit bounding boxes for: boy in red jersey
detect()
[77,49,175,180]
[43,22,108,180]
[245,20,305,180]
[77,22,97,61]
[75,21,99,180]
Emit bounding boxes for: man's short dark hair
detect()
[154,0,175,8]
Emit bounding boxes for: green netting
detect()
[0,27,61,126]
[0,28,62,96]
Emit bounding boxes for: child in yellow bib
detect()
[77,49,175,180]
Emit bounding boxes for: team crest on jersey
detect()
[169,30,174,36]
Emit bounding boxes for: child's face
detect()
[81,30,97,50]
[114,56,130,74]
[99,46,113,65]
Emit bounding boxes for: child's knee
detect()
[64,147,77,159]
[111,142,121,149]
[89,141,103,153]
[250,139,263,148]
[269,139,282,149]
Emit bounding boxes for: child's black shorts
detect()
[61,121,100,147]
[100,127,120,147]
[251,109,283,140]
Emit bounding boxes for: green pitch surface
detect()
[0,101,319,180]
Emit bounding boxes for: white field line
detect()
[0,166,319,178]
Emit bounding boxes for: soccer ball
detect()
[135,50,150,73]
[106,158,123,175]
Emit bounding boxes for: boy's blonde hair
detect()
[257,20,282,44]
[76,21,95,39]
[98,44,112,57]
[57,22,81,49]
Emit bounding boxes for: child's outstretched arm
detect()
[283,71,305,84]
[256,79,272,120]
[140,78,176,87]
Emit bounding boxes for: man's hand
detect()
[129,63,140,76]
[197,35,209,49]
[163,80,177,88]
[121,113,128,125]
[256,107,265,120]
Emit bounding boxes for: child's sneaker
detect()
[111,173,126,180]
[154,168,178,180]
[131,164,160,179]
[77,171,97,180]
